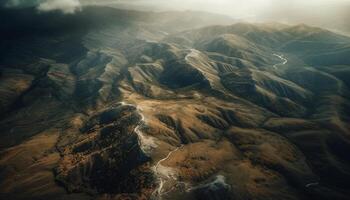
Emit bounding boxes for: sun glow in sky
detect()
[4,0,350,17]
[3,0,350,33]
[83,0,350,27]
[107,0,350,16]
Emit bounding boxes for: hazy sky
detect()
[111,0,349,15]
[88,0,350,33]
[4,0,350,13]
[4,0,350,15]
[86,0,350,13]
[3,0,350,33]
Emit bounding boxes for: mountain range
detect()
[0,6,350,200]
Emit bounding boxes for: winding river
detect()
[273,53,288,69]
[120,101,184,199]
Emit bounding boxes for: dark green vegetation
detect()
[0,6,350,200]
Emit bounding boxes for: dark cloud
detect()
[2,0,41,7]
[3,0,81,14]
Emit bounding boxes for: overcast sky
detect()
[4,0,350,13]
[88,0,350,34]
[3,0,350,33]
[112,0,349,15]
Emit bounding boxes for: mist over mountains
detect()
[2,0,350,34]
[94,0,350,34]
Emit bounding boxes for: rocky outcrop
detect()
[55,103,154,195]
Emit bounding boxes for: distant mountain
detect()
[0,6,350,200]
[258,3,350,36]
